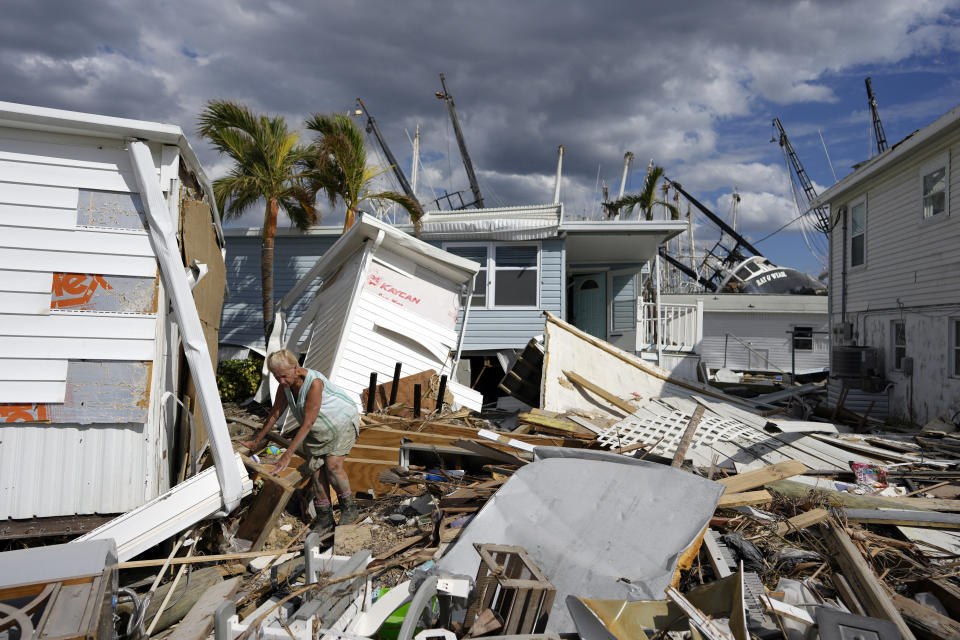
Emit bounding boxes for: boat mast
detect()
[411,124,420,195]
[865,77,888,155]
[436,74,484,208]
[355,98,421,209]
[773,117,830,234]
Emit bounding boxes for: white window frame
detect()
[849,196,867,269]
[891,319,906,372]
[950,318,960,378]
[920,152,950,220]
[443,241,541,310]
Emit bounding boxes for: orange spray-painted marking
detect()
[0,403,50,422]
[51,273,113,309]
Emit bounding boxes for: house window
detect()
[850,199,866,267]
[444,242,539,309]
[891,319,906,371]
[951,319,960,377]
[792,326,813,351]
[610,273,637,333]
[921,153,949,219]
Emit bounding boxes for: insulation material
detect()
[436,451,723,633]
[77,189,146,230]
[47,361,151,424]
[51,273,158,313]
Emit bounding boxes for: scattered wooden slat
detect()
[775,508,830,535]
[716,490,773,509]
[166,577,241,640]
[842,508,960,529]
[118,547,305,569]
[562,370,636,416]
[236,454,305,551]
[672,403,705,468]
[768,479,960,512]
[518,411,596,438]
[819,520,916,640]
[716,460,809,495]
[890,590,960,640]
[830,573,866,616]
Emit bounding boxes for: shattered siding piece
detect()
[51,272,158,313]
[47,361,151,424]
[76,189,146,230]
[0,403,49,422]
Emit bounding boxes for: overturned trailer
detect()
[271,214,483,413]
[0,102,247,545]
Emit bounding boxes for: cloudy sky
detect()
[4,0,959,273]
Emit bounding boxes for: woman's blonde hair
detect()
[266,349,299,372]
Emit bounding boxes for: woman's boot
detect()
[339,496,359,525]
[312,503,335,535]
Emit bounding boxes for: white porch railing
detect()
[639,300,702,353]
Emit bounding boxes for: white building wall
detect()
[698,311,829,373]
[825,118,960,423]
[0,127,175,518]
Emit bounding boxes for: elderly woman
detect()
[240,349,360,534]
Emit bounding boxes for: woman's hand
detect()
[272,451,293,475]
[238,439,261,452]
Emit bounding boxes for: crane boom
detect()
[436,74,484,208]
[773,118,830,234]
[356,98,420,208]
[865,77,888,154]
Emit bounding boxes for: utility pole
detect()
[356,98,421,209]
[436,73,484,208]
[411,124,420,195]
[865,77,888,155]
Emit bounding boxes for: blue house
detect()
[220,204,685,392]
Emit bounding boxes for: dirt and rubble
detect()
[4,340,960,640]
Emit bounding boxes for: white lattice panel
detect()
[596,401,766,459]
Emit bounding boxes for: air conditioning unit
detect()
[831,346,882,378]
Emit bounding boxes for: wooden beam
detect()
[167,576,242,640]
[517,412,596,438]
[775,508,830,535]
[672,403,705,468]
[563,370,636,415]
[819,520,916,640]
[717,460,809,495]
[769,479,960,512]
[890,590,960,640]
[842,508,960,529]
[717,490,772,508]
[119,548,304,569]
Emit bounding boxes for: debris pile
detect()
[3,317,960,640]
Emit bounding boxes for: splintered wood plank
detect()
[343,458,401,495]
[716,460,809,495]
[819,520,916,640]
[235,479,293,551]
[562,370,636,416]
[166,577,241,640]
[350,444,402,462]
[775,508,830,535]
[716,490,773,509]
[358,427,526,455]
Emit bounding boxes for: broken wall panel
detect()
[77,189,146,230]
[51,273,158,313]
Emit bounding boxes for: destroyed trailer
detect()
[0,103,251,555]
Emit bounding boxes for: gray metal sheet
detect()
[77,189,146,230]
[436,452,723,633]
[0,538,116,588]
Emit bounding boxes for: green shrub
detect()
[216,356,264,402]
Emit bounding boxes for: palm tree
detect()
[198,100,318,342]
[605,164,679,221]
[304,113,423,234]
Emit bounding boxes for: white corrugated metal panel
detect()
[420,203,561,241]
[0,421,151,518]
